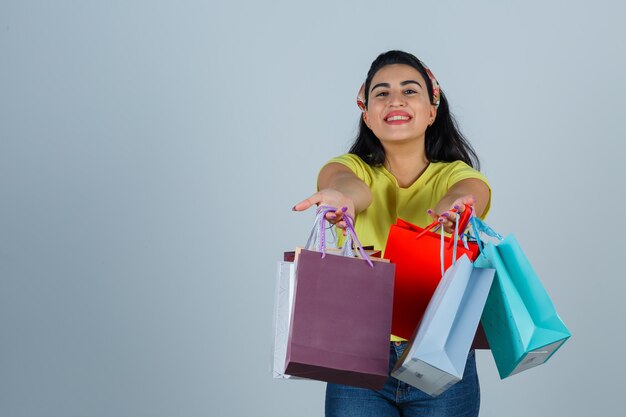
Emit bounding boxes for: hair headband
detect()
[356,63,441,111]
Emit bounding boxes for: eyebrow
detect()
[370,80,423,92]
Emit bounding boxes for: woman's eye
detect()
[375,91,388,97]
[404,89,417,95]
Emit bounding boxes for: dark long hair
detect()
[349,50,480,170]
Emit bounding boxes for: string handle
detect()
[414,204,469,275]
[440,212,460,276]
[446,204,473,250]
[468,210,504,255]
[304,205,373,267]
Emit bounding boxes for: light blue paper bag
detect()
[391,219,495,397]
[471,217,571,379]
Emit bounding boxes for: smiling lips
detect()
[384,111,412,124]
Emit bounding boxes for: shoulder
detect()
[322,153,377,185]
[326,153,368,170]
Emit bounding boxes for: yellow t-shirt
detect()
[324,153,491,252]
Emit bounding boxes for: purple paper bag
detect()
[285,249,395,389]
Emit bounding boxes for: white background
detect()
[1,1,624,416]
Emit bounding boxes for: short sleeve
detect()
[320,153,373,186]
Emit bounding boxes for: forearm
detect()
[293,163,372,225]
[434,178,490,217]
[320,171,372,214]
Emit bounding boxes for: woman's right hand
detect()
[292,189,355,231]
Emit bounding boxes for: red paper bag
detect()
[383,212,480,340]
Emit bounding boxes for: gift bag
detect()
[384,208,480,340]
[391,218,495,397]
[284,207,396,389]
[471,217,571,379]
[272,250,384,379]
[272,261,297,379]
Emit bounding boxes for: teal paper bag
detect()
[475,233,571,379]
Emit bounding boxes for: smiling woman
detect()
[292,50,491,417]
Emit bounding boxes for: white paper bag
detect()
[272,261,297,379]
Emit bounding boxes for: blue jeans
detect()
[325,342,480,417]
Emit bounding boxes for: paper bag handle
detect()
[469,211,504,255]
[305,205,373,267]
[439,212,460,276]
[446,204,473,250]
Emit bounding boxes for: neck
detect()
[382,139,429,188]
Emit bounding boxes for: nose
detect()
[388,91,406,106]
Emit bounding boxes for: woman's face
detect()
[363,64,437,145]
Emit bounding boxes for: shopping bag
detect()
[384,208,480,340]
[471,216,571,379]
[284,207,396,389]
[273,249,386,379]
[272,261,298,379]
[391,217,495,396]
[273,245,387,378]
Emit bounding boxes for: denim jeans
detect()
[325,342,480,417]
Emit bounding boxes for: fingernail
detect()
[427,209,433,215]
[328,214,336,219]
[341,206,348,212]
[453,205,460,210]
[442,212,450,218]
[292,205,297,211]
[438,218,445,223]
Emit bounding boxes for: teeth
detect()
[387,115,409,121]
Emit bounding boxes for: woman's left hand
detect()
[427,195,476,234]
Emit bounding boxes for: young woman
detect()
[293,50,491,417]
